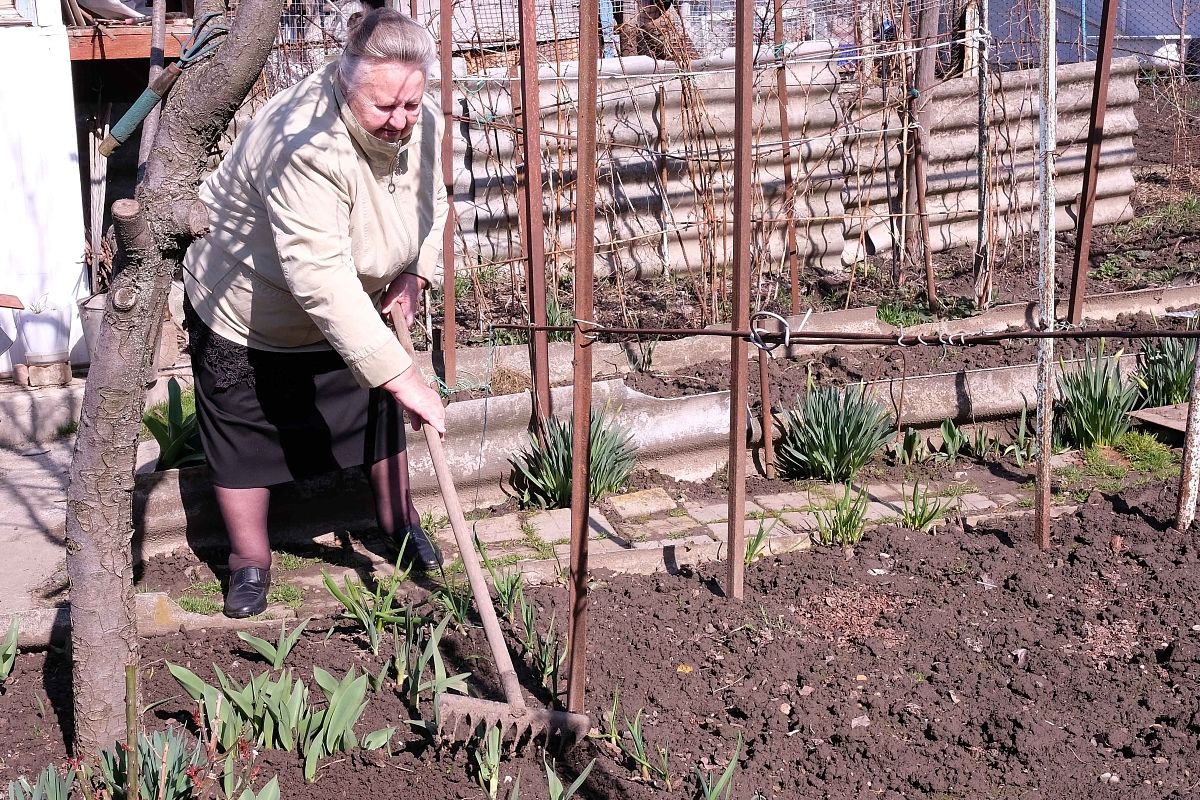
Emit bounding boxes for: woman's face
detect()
[346,60,427,143]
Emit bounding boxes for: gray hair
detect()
[336,9,436,92]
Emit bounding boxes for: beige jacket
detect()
[183,61,447,388]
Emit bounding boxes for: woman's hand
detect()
[381,273,426,329]
[381,366,446,436]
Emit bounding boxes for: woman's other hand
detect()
[381,366,446,436]
[381,273,426,328]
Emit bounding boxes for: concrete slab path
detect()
[0,441,72,616]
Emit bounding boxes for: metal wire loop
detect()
[748,310,791,357]
[574,318,604,342]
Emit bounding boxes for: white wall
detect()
[0,15,89,377]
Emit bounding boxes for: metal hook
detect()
[574,318,604,342]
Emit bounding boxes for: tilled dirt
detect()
[4,484,1200,798]
[626,311,1197,408]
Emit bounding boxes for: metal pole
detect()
[136,0,166,179]
[438,0,458,388]
[1034,0,1058,551]
[517,0,552,421]
[913,0,939,312]
[725,0,754,601]
[1066,0,1118,325]
[566,0,599,715]
[974,0,993,309]
[773,0,800,315]
[1175,345,1200,531]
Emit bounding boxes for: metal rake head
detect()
[436,694,590,749]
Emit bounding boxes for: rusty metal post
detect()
[517,0,552,422]
[759,353,776,479]
[725,0,754,601]
[1034,0,1058,551]
[772,0,800,314]
[1067,0,1119,325]
[1175,345,1200,531]
[438,0,458,388]
[566,0,599,715]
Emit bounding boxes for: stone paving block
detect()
[469,515,526,545]
[707,517,791,542]
[992,493,1021,507]
[634,534,715,550]
[529,508,616,545]
[617,515,704,545]
[755,491,816,512]
[865,502,901,521]
[686,501,764,524]
[607,488,678,520]
[553,538,632,559]
[868,483,905,503]
[958,493,997,514]
[780,511,819,531]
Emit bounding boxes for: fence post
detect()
[1034,0,1058,551]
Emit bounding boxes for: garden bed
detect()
[4,478,1198,799]
[625,311,1197,408]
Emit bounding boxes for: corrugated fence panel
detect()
[844,57,1139,265]
[439,53,1137,279]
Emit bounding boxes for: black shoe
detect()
[224,566,271,618]
[395,524,443,571]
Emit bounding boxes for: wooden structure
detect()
[67,21,191,61]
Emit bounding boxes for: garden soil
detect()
[4,483,1200,799]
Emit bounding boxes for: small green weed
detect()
[878,301,931,328]
[1115,430,1177,473]
[275,551,319,571]
[267,583,303,609]
[177,595,222,615]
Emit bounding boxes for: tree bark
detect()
[64,0,285,756]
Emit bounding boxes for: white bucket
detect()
[17,305,72,365]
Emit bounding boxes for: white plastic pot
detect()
[17,305,72,365]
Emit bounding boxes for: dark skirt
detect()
[184,296,406,489]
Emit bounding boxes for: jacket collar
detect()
[329,64,418,175]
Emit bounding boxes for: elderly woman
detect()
[183,9,448,618]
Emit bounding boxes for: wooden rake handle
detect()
[390,310,527,713]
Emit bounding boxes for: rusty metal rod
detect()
[516,0,552,423]
[1067,0,1119,326]
[438,0,458,388]
[567,0,599,715]
[1175,344,1200,531]
[492,322,1200,344]
[1034,0,1058,552]
[725,0,754,602]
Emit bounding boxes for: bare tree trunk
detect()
[65,0,285,756]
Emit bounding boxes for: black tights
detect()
[215,450,419,571]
